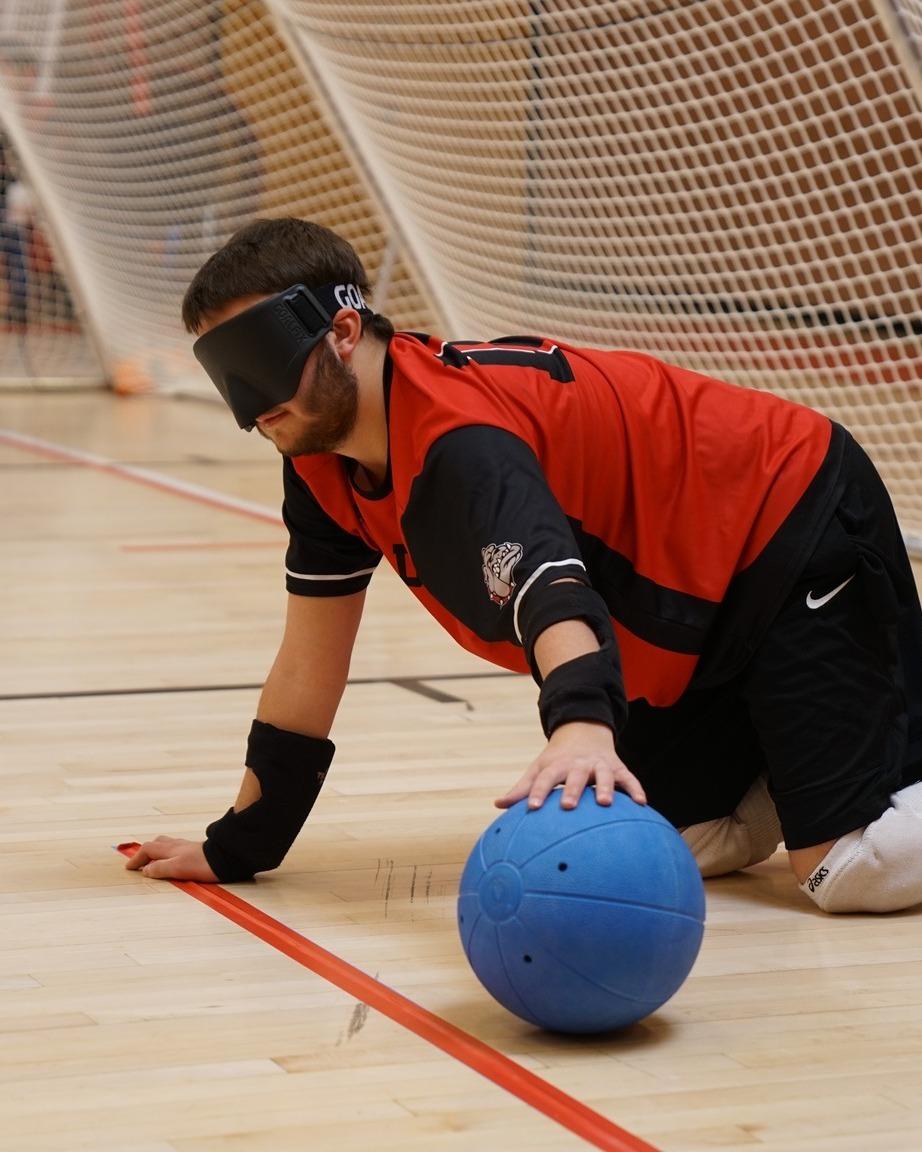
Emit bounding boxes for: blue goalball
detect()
[457,790,706,1033]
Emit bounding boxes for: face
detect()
[198,296,359,457]
[255,339,359,457]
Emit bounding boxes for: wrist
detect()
[204,720,335,882]
[537,647,626,739]
[548,719,615,745]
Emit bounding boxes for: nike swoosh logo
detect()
[806,574,855,610]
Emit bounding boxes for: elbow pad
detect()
[517,579,616,683]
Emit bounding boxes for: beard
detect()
[259,341,359,457]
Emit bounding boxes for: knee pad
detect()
[681,775,782,878]
[892,779,922,816]
[800,784,922,913]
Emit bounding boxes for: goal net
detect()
[0,1,920,547]
[0,0,433,393]
[278,0,922,547]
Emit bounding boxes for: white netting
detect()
[0,1,920,545]
[886,0,922,70]
[0,0,432,394]
[276,0,922,543]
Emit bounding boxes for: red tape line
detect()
[117,843,659,1152]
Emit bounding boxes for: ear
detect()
[327,308,363,361]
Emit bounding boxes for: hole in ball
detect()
[523,955,532,963]
[557,862,568,871]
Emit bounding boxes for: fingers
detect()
[124,838,219,883]
[524,759,568,810]
[497,760,610,812]
[124,847,148,870]
[124,836,177,870]
[495,765,562,811]
[494,793,522,810]
[587,761,615,807]
[141,856,181,880]
[560,761,594,809]
[615,764,647,805]
[509,760,573,811]
[494,767,539,809]
[497,757,648,813]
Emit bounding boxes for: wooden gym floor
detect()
[2,388,921,1152]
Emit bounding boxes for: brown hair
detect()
[181,217,395,341]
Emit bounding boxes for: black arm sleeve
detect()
[403,427,626,731]
[402,426,589,646]
[282,458,382,597]
[401,424,619,656]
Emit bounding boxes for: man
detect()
[127,217,922,913]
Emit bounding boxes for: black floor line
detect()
[0,669,519,703]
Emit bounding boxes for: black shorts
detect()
[617,438,922,851]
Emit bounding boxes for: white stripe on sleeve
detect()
[512,558,587,644]
[285,566,378,583]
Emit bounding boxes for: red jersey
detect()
[283,333,845,710]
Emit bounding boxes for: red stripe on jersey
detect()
[615,621,700,705]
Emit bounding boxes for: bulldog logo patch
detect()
[481,542,523,607]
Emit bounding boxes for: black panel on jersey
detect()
[401,426,589,647]
[570,522,718,655]
[282,458,381,597]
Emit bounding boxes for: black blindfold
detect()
[192,282,370,430]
